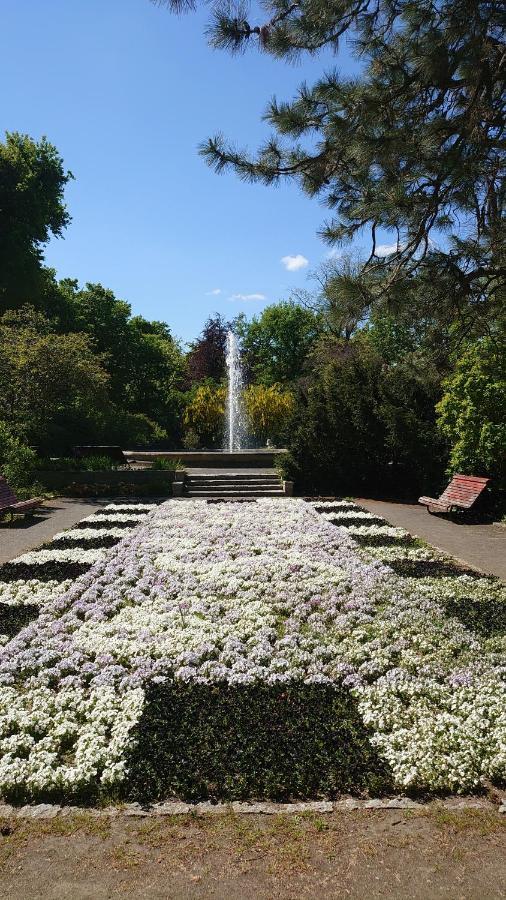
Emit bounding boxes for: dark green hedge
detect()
[50,536,119,550]
[124,681,393,803]
[78,519,140,530]
[329,515,386,527]
[351,533,414,547]
[444,593,506,639]
[0,602,39,638]
[389,559,481,579]
[0,561,90,583]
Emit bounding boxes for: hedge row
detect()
[124,681,393,803]
[0,602,39,639]
[0,561,90,583]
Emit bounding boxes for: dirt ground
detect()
[0,807,505,899]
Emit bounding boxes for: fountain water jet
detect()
[225,330,247,451]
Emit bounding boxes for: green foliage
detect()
[150,457,183,470]
[437,339,506,485]
[183,384,226,448]
[0,604,39,640]
[287,338,446,496]
[0,130,188,458]
[0,420,38,493]
[0,560,89,584]
[237,302,321,384]
[78,455,120,472]
[181,428,199,450]
[443,588,506,642]
[0,308,110,454]
[108,411,168,449]
[243,383,295,446]
[58,281,187,444]
[125,681,393,802]
[274,450,296,482]
[0,132,72,312]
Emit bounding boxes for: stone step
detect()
[186,475,280,482]
[186,486,284,494]
[186,490,286,498]
[186,477,280,484]
[185,481,281,491]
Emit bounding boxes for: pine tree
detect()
[156,0,505,322]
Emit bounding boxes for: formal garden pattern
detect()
[0,499,504,805]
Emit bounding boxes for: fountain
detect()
[124,329,287,469]
[224,330,247,451]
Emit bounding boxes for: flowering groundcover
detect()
[0,499,504,804]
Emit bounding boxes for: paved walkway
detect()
[2,495,504,579]
[0,499,107,565]
[356,498,506,580]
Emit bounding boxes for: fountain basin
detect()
[124,449,288,468]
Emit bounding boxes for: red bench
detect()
[0,475,43,524]
[419,474,490,514]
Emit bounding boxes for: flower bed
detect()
[0,499,504,804]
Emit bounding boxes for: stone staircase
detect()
[184,472,287,498]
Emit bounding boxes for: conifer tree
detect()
[156,0,505,323]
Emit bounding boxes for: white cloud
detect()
[375,242,402,257]
[206,288,222,295]
[281,254,309,272]
[230,293,266,302]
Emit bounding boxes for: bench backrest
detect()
[0,474,18,510]
[440,474,490,508]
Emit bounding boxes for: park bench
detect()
[418,474,490,514]
[0,474,43,524]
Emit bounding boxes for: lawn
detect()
[0,499,504,805]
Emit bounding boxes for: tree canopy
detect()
[237,301,321,384]
[0,132,72,310]
[155,0,505,332]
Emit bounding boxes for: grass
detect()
[428,807,506,836]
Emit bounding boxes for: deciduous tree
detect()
[0,132,72,311]
[244,383,295,445]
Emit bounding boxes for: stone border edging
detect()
[1,798,504,819]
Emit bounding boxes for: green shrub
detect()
[36,456,77,471]
[36,455,120,472]
[0,603,39,639]
[274,451,296,482]
[0,420,38,494]
[437,338,506,487]
[37,455,121,472]
[78,454,120,471]
[150,457,183,471]
[287,340,446,498]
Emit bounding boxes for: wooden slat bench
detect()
[0,475,43,524]
[419,474,490,514]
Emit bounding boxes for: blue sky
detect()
[2,0,383,344]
